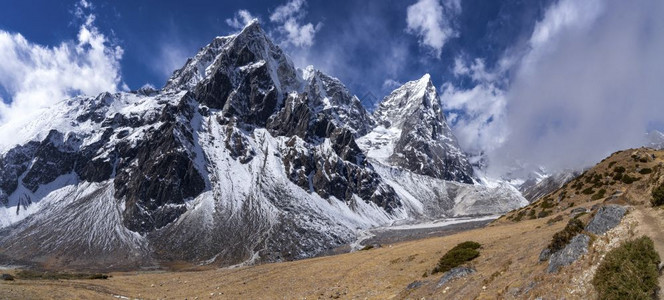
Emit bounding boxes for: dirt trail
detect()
[631,207,664,299]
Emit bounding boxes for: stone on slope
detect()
[547,234,590,273]
[585,205,627,235]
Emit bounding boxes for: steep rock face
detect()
[0,21,524,270]
[166,21,299,128]
[299,67,375,137]
[360,74,474,183]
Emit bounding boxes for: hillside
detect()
[2,148,663,299]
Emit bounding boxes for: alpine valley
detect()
[0,21,526,270]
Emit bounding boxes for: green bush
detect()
[433,241,481,274]
[538,210,552,218]
[16,270,109,280]
[592,236,660,300]
[639,168,652,175]
[591,189,607,200]
[614,166,626,173]
[547,218,585,253]
[651,183,664,207]
[612,173,623,181]
[621,175,640,184]
[540,198,555,209]
[582,187,596,195]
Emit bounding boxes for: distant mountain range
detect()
[0,21,525,270]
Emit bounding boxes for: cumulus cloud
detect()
[270,0,321,47]
[270,0,305,22]
[447,0,664,177]
[0,1,124,125]
[226,9,258,29]
[489,0,664,175]
[442,58,509,155]
[406,0,461,58]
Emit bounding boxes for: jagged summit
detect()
[359,75,474,183]
[165,20,298,95]
[374,73,436,129]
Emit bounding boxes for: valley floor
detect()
[1,205,662,299]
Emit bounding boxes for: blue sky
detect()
[0,0,549,102]
[1,0,663,175]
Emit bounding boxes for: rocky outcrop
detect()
[437,266,476,287]
[547,234,590,273]
[585,205,627,235]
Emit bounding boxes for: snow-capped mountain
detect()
[359,74,474,183]
[0,21,524,270]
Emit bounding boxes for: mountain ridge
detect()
[0,21,525,270]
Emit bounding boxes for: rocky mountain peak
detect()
[359,74,474,183]
[373,73,437,129]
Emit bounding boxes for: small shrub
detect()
[608,161,617,168]
[538,210,551,218]
[614,166,626,173]
[639,168,652,175]
[540,198,555,209]
[432,241,481,274]
[547,215,564,225]
[513,210,526,222]
[582,187,596,195]
[547,218,585,253]
[612,173,623,181]
[16,270,109,280]
[640,157,649,163]
[651,183,664,207]
[621,175,640,184]
[591,189,607,200]
[592,236,660,300]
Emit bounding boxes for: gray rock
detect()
[547,234,590,273]
[406,281,423,290]
[437,266,476,287]
[570,207,587,215]
[539,248,552,262]
[585,205,627,235]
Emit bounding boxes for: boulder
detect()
[406,281,423,290]
[585,205,627,235]
[547,234,590,273]
[437,266,476,287]
[539,248,552,262]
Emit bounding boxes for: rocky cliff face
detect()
[359,74,474,183]
[0,21,524,270]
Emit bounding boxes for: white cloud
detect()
[270,0,305,22]
[282,19,318,47]
[441,75,508,155]
[406,0,461,58]
[152,41,192,80]
[270,0,320,48]
[454,0,664,177]
[382,79,403,90]
[0,1,124,125]
[226,9,258,29]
